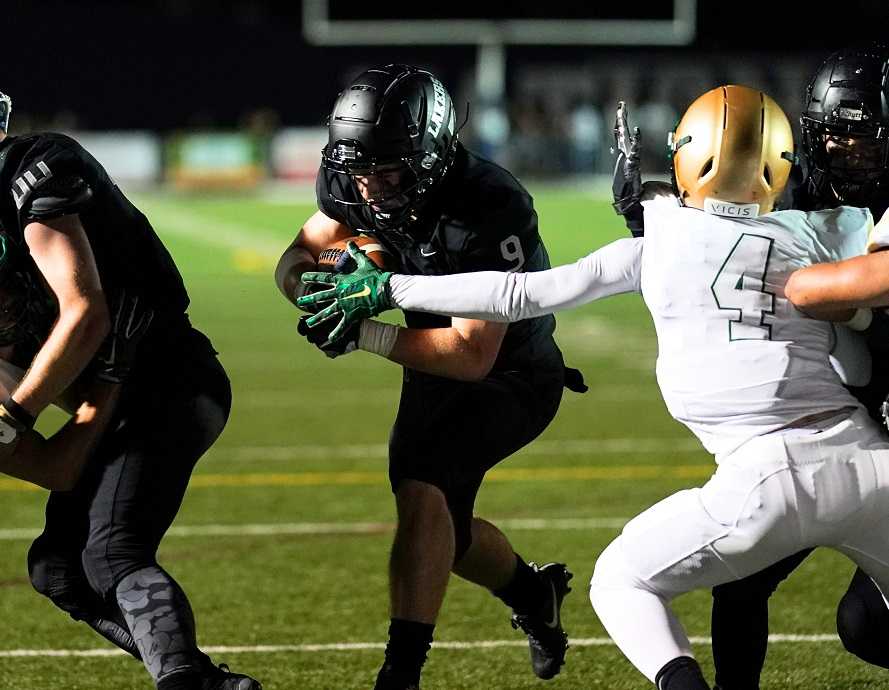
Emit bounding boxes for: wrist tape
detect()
[358,320,399,358]
[0,396,34,431]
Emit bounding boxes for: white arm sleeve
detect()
[388,237,643,322]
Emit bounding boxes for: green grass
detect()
[1,188,886,689]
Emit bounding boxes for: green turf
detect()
[1,189,886,689]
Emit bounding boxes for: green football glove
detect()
[297,241,394,343]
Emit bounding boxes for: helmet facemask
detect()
[0,92,10,134]
[322,140,438,235]
[801,118,889,206]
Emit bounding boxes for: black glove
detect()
[96,292,154,383]
[297,315,359,359]
[611,101,644,237]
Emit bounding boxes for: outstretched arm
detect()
[388,237,643,321]
[786,250,889,313]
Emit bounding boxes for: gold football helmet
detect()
[669,85,794,216]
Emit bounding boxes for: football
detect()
[317,235,393,273]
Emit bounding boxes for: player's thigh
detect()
[389,367,563,480]
[87,352,231,552]
[611,462,799,598]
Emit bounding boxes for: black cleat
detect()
[374,665,420,690]
[510,562,573,680]
[201,661,263,690]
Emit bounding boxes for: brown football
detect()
[317,235,394,273]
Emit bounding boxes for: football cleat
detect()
[201,661,263,690]
[373,664,420,690]
[510,562,573,680]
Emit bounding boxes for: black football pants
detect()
[712,550,889,690]
[28,331,231,615]
[388,364,565,560]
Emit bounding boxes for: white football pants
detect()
[589,409,889,682]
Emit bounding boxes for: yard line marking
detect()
[0,437,708,492]
[0,517,630,542]
[0,461,710,494]
[132,197,285,260]
[236,384,658,407]
[212,437,704,462]
[0,634,840,658]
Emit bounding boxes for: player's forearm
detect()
[388,238,643,321]
[12,300,109,417]
[384,327,498,381]
[786,252,889,311]
[39,381,120,489]
[275,243,316,306]
[0,381,120,491]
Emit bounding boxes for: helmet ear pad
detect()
[321,64,460,234]
[671,85,794,215]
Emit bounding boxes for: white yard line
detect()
[132,197,286,260]
[210,437,703,462]
[0,634,839,658]
[0,517,630,542]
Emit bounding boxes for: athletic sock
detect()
[377,618,435,686]
[492,553,547,614]
[655,656,710,690]
[115,565,203,685]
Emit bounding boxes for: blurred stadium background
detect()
[5,2,889,689]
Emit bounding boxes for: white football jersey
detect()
[868,208,889,251]
[641,201,872,457]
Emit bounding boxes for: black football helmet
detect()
[801,44,889,207]
[0,91,10,133]
[321,64,459,239]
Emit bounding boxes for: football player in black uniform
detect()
[276,64,582,690]
[0,93,261,690]
[707,44,889,690]
[610,46,889,690]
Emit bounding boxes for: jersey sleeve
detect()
[12,136,95,225]
[388,237,643,321]
[807,206,871,262]
[868,207,889,252]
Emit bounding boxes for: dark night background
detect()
[6,0,889,132]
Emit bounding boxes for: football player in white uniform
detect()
[298,85,889,689]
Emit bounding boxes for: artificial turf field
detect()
[1,187,887,689]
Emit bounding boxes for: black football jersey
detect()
[0,133,190,324]
[317,144,562,371]
[0,133,189,362]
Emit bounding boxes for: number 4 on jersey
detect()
[711,233,775,341]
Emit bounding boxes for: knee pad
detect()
[81,540,153,600]
[837,570,889,669]
[28,537,98,621]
